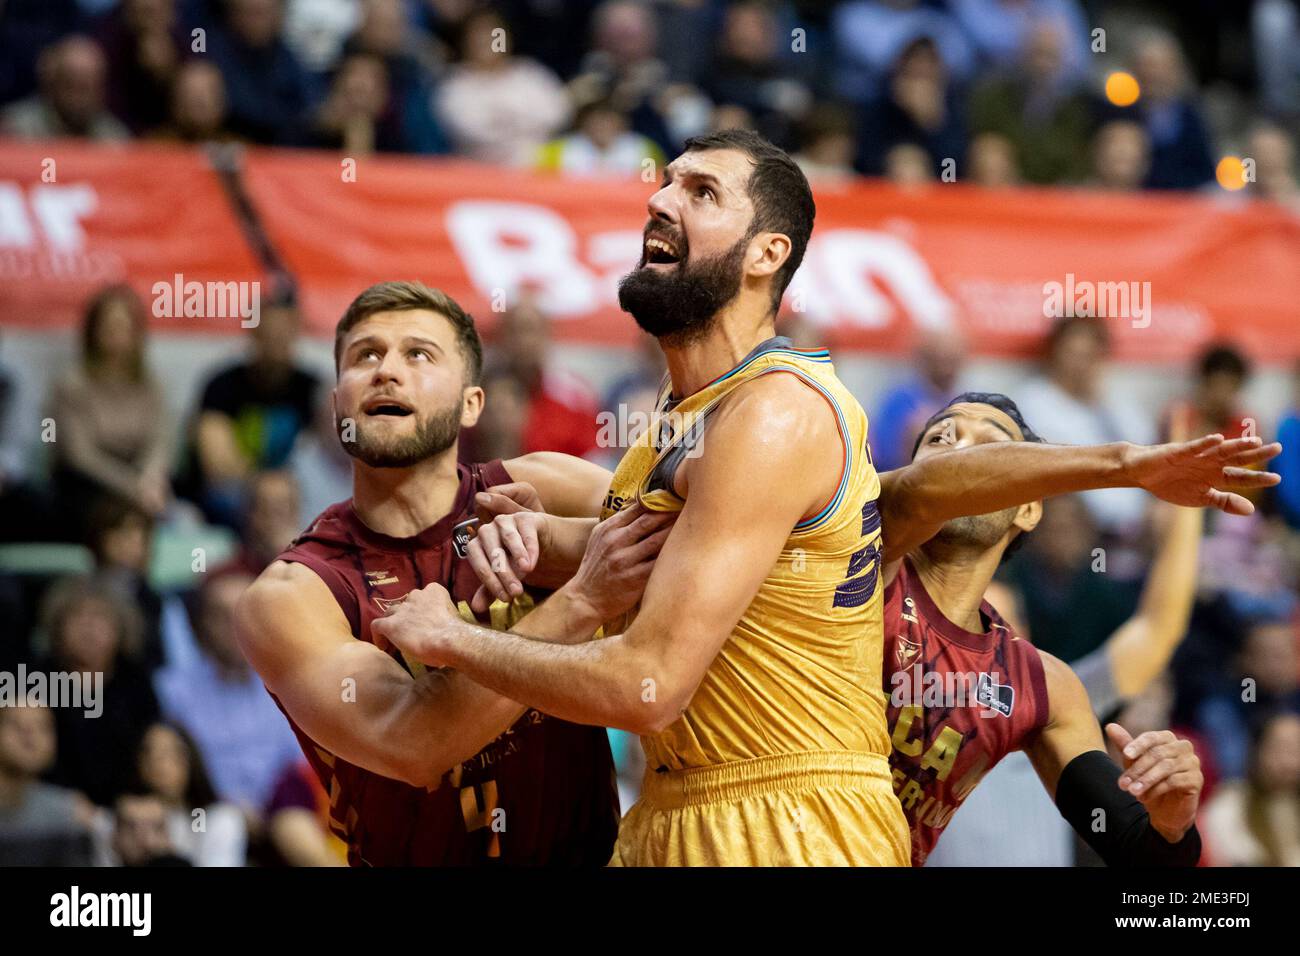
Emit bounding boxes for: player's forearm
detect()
[385,583,618,777]
[885,441,1131,526]
[431,597,656,732]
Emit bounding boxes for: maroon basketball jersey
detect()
[883,559,1050,866]
[272,460,619,866]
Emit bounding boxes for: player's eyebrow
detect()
[662,164,726,196]
[403,336,446,355]
[926,414,1020,441]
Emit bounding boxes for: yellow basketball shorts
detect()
[609,751,911,867]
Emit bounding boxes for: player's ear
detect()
[749,231,791,280]
[460,384,485,428]
[1013,499,1043,534]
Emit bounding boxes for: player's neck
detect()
[662,310,777,399]
[908,545,1001,634]
[351,447,462,539]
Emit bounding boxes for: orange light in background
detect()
[1216,156,1248,191]
[1105,71,1141,107]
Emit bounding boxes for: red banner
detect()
[0,139,264,332]
[4,140,1299,364]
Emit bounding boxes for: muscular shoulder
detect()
[1039,650,1093,725]
[238,561,340,638]
[684,371,841,518]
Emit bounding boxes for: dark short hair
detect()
[334,281,483,384]
[910,391,1046,561]
[681,128,815,313]
[1198,342,1250,383]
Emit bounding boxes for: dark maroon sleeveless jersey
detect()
[883,559,1050,866]
[271,460,619,866]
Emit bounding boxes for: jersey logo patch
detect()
[976,673,1015,717]
[365,569,399,586]
[896,635,921,669]
[452,517,480,558]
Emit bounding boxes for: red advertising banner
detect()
[240,148,1300,363]
[0,139,264,332]
[4,139,1299,364]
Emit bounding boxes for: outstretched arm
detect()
[878,434,1279,565]
[1025,652,1203,865]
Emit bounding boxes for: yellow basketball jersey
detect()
[601,336,890,772]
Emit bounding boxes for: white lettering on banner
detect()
[789,229,956,331]
[0,182,37,246]
[30,184,97,252]
[0,181,98,252]
[446,200,600,314]
[446,199,956,334]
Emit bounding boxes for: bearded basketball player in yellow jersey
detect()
[374,129,910,865]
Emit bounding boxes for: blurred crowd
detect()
[0,0,1299,201]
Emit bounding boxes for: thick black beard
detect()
[338,402,463,468]
[617,233,750,347]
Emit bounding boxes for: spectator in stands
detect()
[291,391,352,526]
[152,59,236,143]
[480,296,599,459]
[48,285,171,541]
[703,1,809,151]
[38,575,159,807]
[96,0,185,133]
[133,721,247,866]
[1275,359,1300,528]
[292,52,402,153]
[281,0,363,75]
[968,17,1095,185]
[223,469,302,576]
[0,0,87,107]
[966,130,1020,186]
[1202,709,1300,866]
[949,0,1089,80]
[1130,29,1215,191]
[435,8,571,165]
[871,329,966,473]
[1162,343,1256,442]
[1016,315,1155,537]
[1087,119,1152,192]
[1,34,128,141]
[1196,617,1300,782]
[184,301,320,530]
[883,141,937,186]
[154,569,302,812]
[104,789,189,865]
[791,104,858,185]
[86,496,165,671]
[1246,121,1300,213]
[339,0,446,154]
[207,0,316,144]
[569,0,674,153]
[833,0,974,105]
[1003,493,1139,664]
[462,362,530,465]
[0,705,96,866]
[856,36,968,179]
[536,96,663,176]
[1252,0,1300,121]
